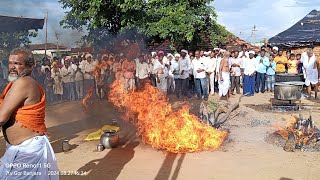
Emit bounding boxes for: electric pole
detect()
[252,25,257,44]
[44,11,48,58]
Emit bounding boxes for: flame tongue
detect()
[108,80,228,153]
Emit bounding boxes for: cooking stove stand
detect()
[270,98,302,111]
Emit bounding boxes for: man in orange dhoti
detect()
[0,48,59,180]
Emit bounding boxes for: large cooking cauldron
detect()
[274,82,304,100]
[275,73,304,82]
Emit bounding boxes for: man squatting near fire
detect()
[0,48,59,180]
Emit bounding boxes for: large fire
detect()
[108,80,228,153]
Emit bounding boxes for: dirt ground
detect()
[1,92,320,180]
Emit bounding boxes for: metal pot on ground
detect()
[274,81,304,100]
[100,130,119,149]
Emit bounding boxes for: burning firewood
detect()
[267,112,320,152]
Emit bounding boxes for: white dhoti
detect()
[303,54,318,86]
[218,72,230,97]
[0,135,59,180]
[156,75,168,94]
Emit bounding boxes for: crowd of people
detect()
[0,44,319,104]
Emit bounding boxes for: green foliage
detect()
[0,31,37,60]
[59,0,229,49]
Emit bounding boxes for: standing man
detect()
[135,54,150,90]
[206,51,217,95]
[154,54,169,94]
[122,57,136,92]
[192,51,208,101]
[61,60,76,101]
[274,49,288,73]
[81,54,97,97]
[74,59,84,100]
[219,51,231,100]
[0,48,59,179]
[177,49,191,98]
[171,54,180,96]
[255,49,269,93]
[266,54,276,92]
[242,51,257,96]
[238,44,249,59]
[229,51,242,95]
[302,47,319,99]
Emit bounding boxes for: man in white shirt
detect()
[177,49,191,98]
[61,60,76,101]
[171,54,180,96]
[192,50,208,100]
[229,51,242,94]
[205,51,217,95]
[80,54,97,98]
[302,47,319,99]
[238,44,249,59]
[74,59,84,100]
[166,53,175,93]
[241,51,257,96]
[154,54,169,94]
[136,54,150,90]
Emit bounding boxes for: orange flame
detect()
[108,80,228,153]
[82,88,93,109]
[274,115,316,144]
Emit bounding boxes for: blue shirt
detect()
[267,61,276,75]
[255,56,270,73]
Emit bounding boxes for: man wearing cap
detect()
[177,49,191,98]
[242,51,258,96]
[166,53,175,93]
[274,48,288,73]
[171,54,180,95]
[80,54,97,97]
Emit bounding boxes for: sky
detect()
[0,0,320,47]
[212,0,320,43]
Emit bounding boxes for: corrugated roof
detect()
[269,9,320,47]
[0,15,44,32]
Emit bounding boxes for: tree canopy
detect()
[59,0,230,50]
[0,31,37,61]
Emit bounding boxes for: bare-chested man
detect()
[0,48,59,180]
[219,51,231,100]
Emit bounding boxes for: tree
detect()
[0,31,37,61]
[59,0,229,50]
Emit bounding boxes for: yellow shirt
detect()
[287,59,298,74]
[274,56,288,73]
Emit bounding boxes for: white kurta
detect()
[302,53,318,86]
[0,136,59,180]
